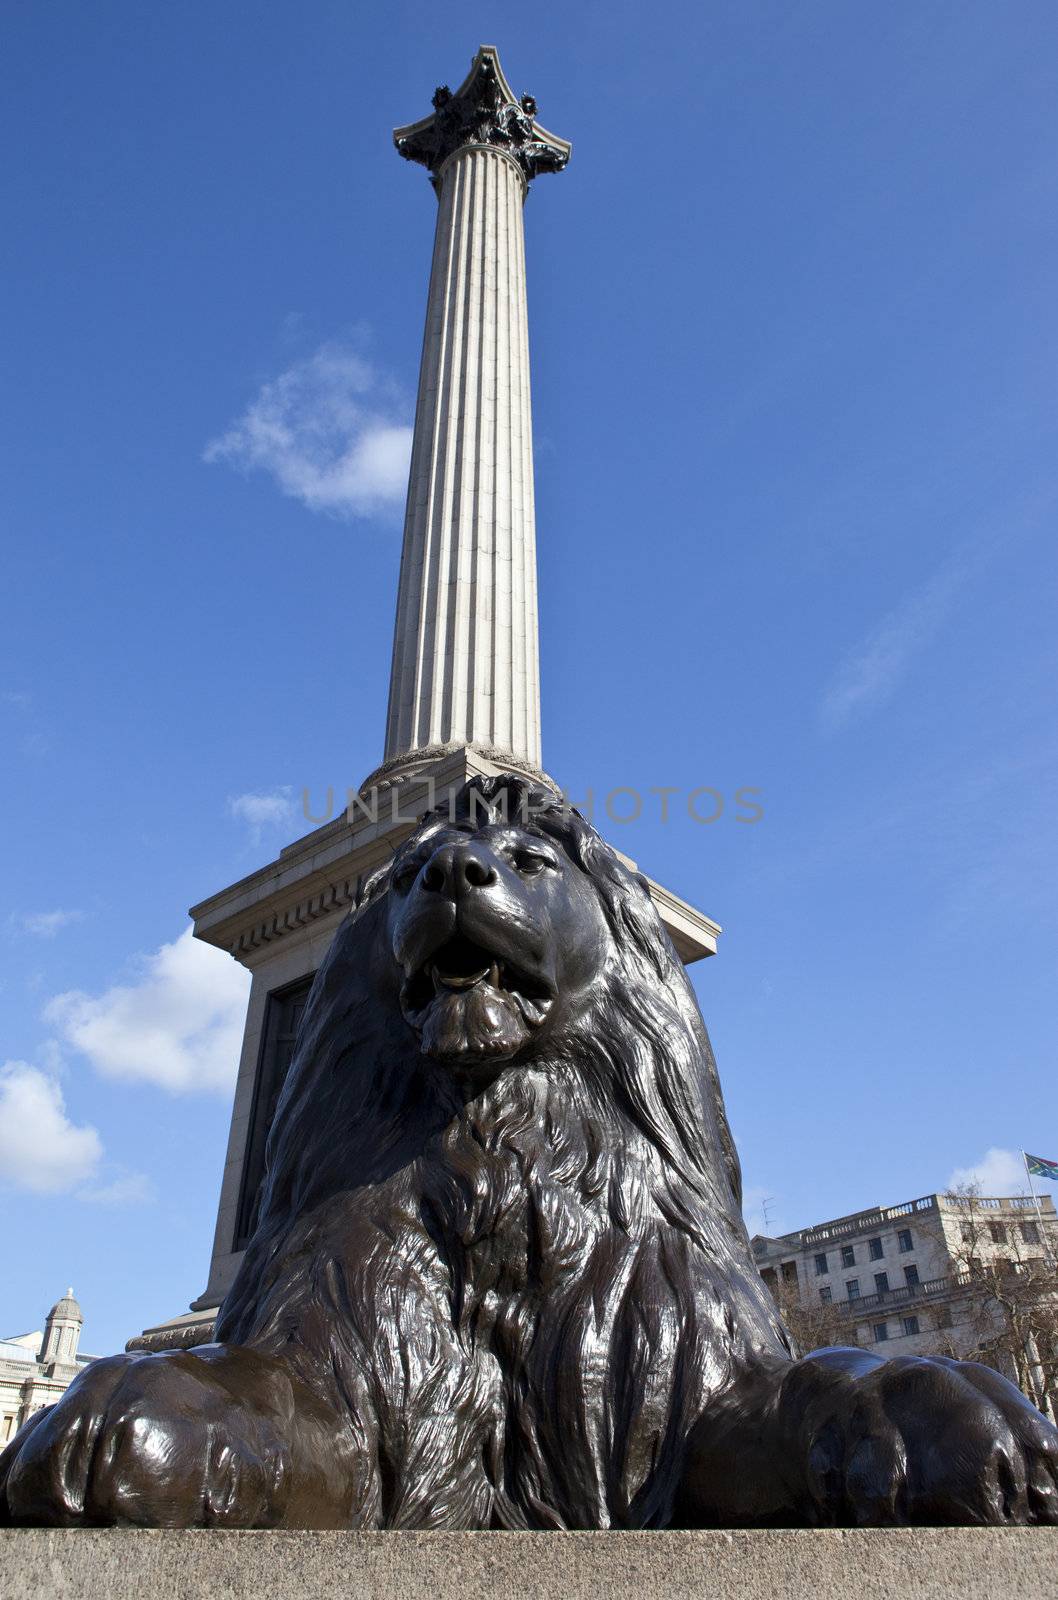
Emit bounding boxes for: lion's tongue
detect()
[420,982,529,1061]
[428,960,552,1027]
[512,992,551,1026]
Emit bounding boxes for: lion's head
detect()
[385,789,610,1067]
[242,775,746,1233]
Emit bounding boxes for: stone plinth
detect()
[3,1528,1056,1600]
[140,743,723,1351]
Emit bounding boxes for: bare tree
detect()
[774,1282,851,1356]
[938,1186,1058,1420]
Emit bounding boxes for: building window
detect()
[874,1272,889,1295]
[841,1245,856,1268]
[989,1222,1007,1245]
[781,1261,798,1285]
[1021,1221,1041,1245]
[233,975,315,1252]
[961,1222,974,1242]
[897,1229,913,1253]
[903,1316,920,1336]
[814,1253,828,1276]
[846,1279,860,1300]
[819,1287,832,1305]
[868,1237,884,1261]
[873,1322,889,1342]
[904,1264,919,1287]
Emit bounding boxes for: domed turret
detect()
[39,1286,83,1370]
[47,1288,82,1324]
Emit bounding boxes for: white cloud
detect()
[228,787,299,843]
[947,1147,1028,1196]
[204,342,412,519]
[0,1062,102,1194]
[46,928,251,1096]
[78,1172,155,1206]
[19,908,84,939]
[819,561,965,733]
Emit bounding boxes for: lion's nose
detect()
[421,843,497,898]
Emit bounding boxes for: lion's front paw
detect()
[0,1347,307,1528]
[795,1351,1058,1526]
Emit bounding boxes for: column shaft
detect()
[385,145,541,770]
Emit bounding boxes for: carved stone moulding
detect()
[231,878,361,959]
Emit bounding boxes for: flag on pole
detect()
[1025,1153,1058,1182]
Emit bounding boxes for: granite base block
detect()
[2,1527,1057,1600]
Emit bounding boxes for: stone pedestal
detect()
[127,744,721,1352]
[3,1528,1056,1600]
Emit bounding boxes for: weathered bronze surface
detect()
[395,48,569,185]
[3,777,1055,1528]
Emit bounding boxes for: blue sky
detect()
[3,2,1056,1358]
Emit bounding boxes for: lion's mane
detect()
[217,776,788,1529]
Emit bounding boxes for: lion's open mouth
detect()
[401,933,553,1030]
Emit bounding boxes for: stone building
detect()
[752,1191,1058,1409]
[0,1289,96,1444]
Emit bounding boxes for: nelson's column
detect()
[132,46,721,1351]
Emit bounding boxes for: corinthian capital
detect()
[394,45,571,188]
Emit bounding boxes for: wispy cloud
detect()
[46,927,251,1096]
[0,1061,102,1195]
[17,908,84,939]
[78,1171,155,1207]
[947,1146,1028,1195]
[819,561,967,733]
[2,688,52,758]
[204,341,412,519]
[228,787,299,843]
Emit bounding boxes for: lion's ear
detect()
[357,862,391,912]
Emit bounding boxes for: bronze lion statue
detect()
[3,775,1056,1527]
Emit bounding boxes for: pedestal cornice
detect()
[189,748,721,969]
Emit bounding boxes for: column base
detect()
[361,741,558,797]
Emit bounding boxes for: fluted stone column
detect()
[383,47,570,778]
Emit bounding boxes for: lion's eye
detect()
[512,849,553,876]
[391,860,421,893]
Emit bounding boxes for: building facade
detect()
[752,1191,1058,1414]
[0,1289,96,1444]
